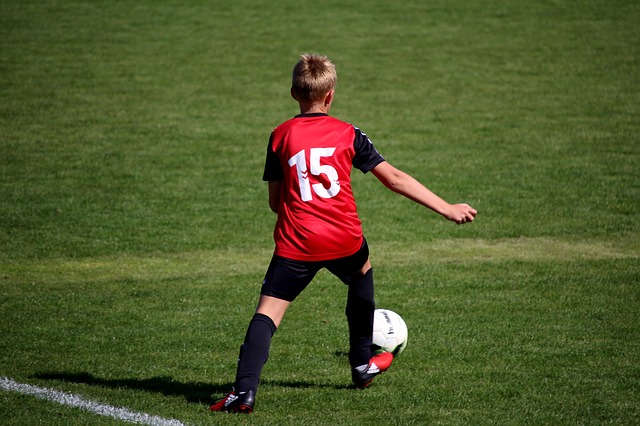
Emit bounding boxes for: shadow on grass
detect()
[263,379,353,390]
[32,372,232,404]
[32,372,353,403]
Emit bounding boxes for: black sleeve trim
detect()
[352,126,385,173]
[262,134,283,181]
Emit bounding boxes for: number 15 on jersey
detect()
[288,148,341,202]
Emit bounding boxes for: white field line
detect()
[0,377,186,426]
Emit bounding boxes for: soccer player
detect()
[210,53,477,414]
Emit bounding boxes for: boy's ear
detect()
[290,87,298,100]
[324,89,334,106]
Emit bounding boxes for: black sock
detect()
[235,313,277,394]
[345,268,375,368]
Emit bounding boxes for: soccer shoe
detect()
[352,351,394,389]
[209,389,255,414]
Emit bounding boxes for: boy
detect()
[210,53,477,414]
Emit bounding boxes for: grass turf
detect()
[1,0,639,424]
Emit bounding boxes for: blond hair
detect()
[291,53,337,103]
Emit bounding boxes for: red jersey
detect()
[262,113,384,261]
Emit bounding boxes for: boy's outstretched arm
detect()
[371,161,477,224]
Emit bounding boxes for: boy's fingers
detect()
[450,204,477,224]
[463,205,477,219]
[457,206,476,224]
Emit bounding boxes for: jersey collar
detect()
[295,112,328,118]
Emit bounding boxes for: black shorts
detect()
[260,239,370,302]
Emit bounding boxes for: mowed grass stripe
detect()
[2,237,637,285]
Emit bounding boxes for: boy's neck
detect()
[299,103,329,115]
[297,89,334,115]
[300,108,329,115]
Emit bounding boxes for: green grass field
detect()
[1,0,639,424]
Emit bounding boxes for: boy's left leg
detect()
[211,256,316,414]
[210,296,287,413]
[235,295,289,394]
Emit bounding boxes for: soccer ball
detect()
[371,309,408,356]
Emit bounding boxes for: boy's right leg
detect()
[327,239,395,388]
[326,240,376,370]
[345,268,394,388]
[345,267,375,368]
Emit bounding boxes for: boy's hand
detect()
[445,204,477,224]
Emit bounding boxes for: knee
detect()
[359,259,372,276]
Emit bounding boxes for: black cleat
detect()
[209,389,255,413]
[352,352,394,389]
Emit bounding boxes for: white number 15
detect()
[288,148,341,201]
